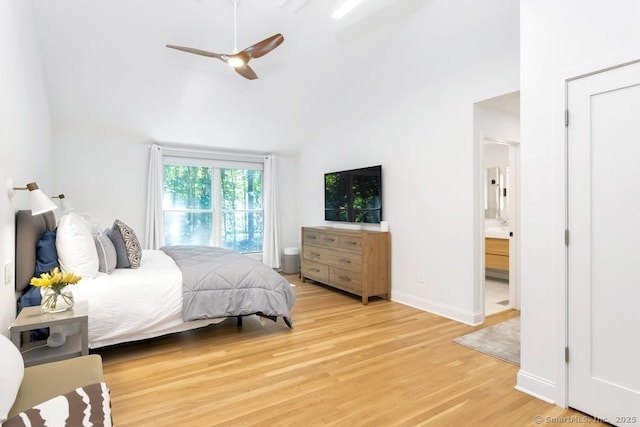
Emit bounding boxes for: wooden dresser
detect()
[301,226,390,304]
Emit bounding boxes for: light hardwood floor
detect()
[98,274,600,426]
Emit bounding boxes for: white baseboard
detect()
[515,369,557,405]
[392,291,483,326]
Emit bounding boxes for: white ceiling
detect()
[31,0,515,154]
[478,91,520,116]
[31,0,427,153]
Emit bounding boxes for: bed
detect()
[15,210,295,349]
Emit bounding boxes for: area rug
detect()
[453,317,520,366]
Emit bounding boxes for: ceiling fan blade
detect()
[234,64,259,80]
[242,33,284,59]
[166,44,223,59]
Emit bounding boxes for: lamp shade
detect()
[53,193,74,212]
[26,183,58,215]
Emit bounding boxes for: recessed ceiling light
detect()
[331,0,365,20]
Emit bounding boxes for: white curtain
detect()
[144,144,165,249]
[262,155,281,268]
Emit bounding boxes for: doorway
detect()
[474,91,521,320]
[484,138,519,316]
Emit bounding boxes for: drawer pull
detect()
[323,237,336,242]
[310,252,321,257]
[339,259,351,264]
[338,276,351,282]
[346,241,357,246]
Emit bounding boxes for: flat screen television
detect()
[324,165,382,224]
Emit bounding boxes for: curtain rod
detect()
[152,144,269,160]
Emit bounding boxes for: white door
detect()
[567,60,640,424]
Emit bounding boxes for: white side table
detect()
[9,300,89,367]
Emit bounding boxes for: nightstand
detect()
[9,300,89,367]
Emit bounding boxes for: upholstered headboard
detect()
[15,210,56,294]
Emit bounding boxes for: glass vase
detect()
[41,286,75,313]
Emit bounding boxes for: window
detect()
[162,156,263,253]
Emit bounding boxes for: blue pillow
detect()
[35,230,59,276]
[18,286,48,341]
[18,285,42,309]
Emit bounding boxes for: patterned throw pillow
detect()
[110,220,142,269]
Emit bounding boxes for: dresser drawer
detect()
[330,266,362,293]
[303,246,334,264]
[303,259,329,282]
[338,235,362,252]
[304,230,339,248]
[331,251,362,272]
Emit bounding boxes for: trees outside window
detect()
[163,161,263,253]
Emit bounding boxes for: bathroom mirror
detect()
[485,167,507,220]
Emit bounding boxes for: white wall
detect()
[519,0,640,405]
[0,0,53,335]
[51,126,149,232]
[484,143,509,168]
[297,0,519,324]
[476,104,519,168]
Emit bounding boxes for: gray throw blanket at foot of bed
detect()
[161,246,295,326]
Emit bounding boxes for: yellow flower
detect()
[30,276,51,288]
[61,271,81,284]
[30,267,81,292]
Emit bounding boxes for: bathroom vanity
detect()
[485,164,510,279]
[485,235,509,279]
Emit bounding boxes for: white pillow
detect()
[79,212,104,235]
[56,212,99,279]
[0,334,24,423]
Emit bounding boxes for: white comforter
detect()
[72,250,223,348]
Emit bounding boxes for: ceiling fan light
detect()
[228,57,245,68]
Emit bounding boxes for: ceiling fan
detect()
[166,0,284,80]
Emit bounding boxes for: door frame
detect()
[473,105,520,326]
[473,93,521,325]
[557,55,640,408]
[507,140,520,309]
